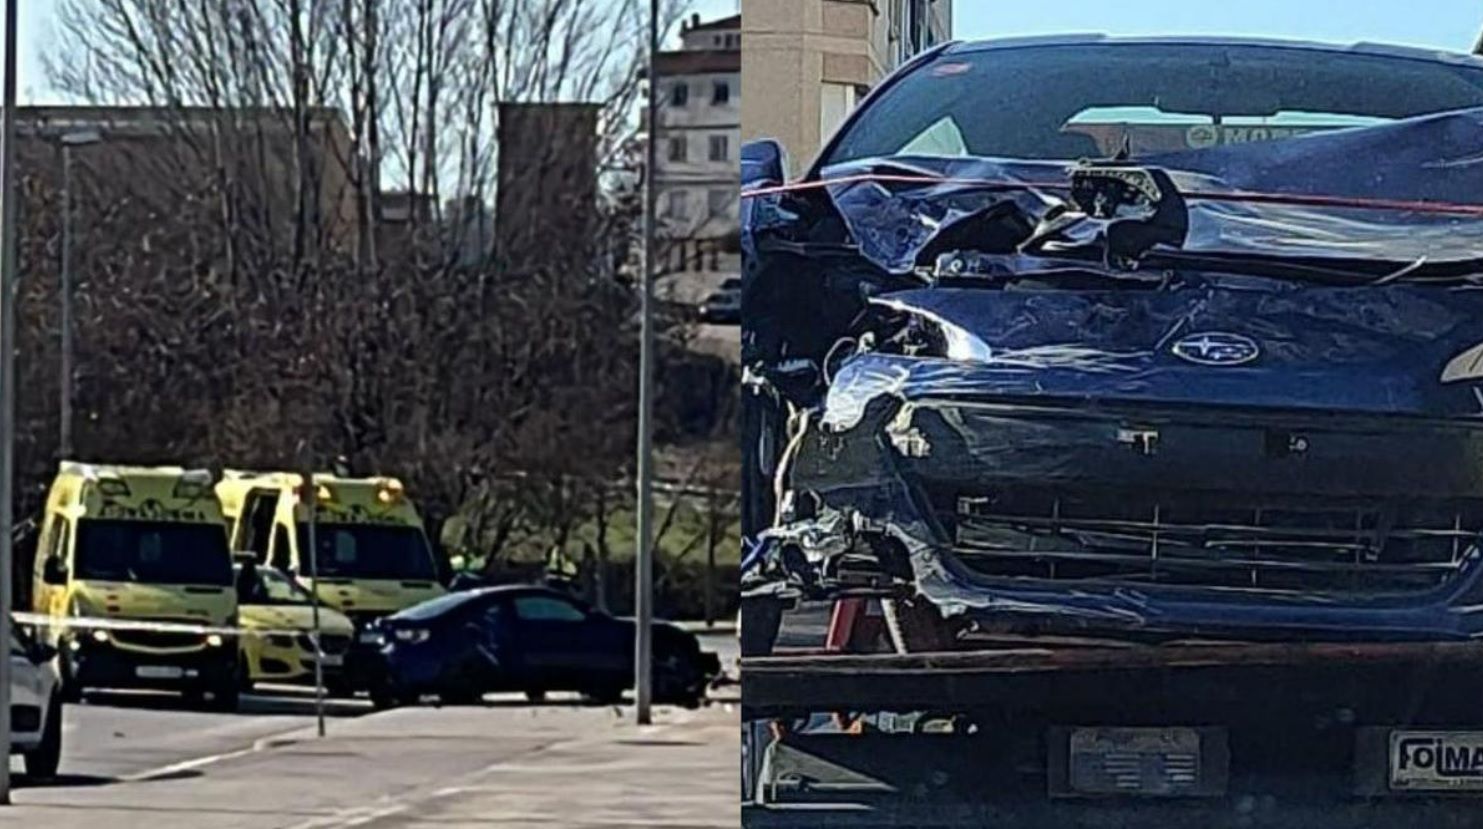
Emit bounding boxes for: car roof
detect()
[943,34,1483,72]
[395,584,564,618]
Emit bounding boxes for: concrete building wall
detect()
[16,106,360,254]
[494,102,600,272]
[742,0,951,176]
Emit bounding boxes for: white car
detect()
[9,621,62,779]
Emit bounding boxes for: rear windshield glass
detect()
[76,519,233,586]
[823,43,1483,166]
[298,523,438,581]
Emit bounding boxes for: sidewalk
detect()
[9,697,739,828]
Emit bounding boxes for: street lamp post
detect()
[634,0,660,726]
[58,129,100,462]
[0,0,21,806]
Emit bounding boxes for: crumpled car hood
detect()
[787,107,1483,276]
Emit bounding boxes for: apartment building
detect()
[653,13,741,287]
[741,0,952,175]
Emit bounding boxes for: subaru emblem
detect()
[1171,332,1260,366]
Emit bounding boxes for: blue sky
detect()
[954,0,1483,53]
[13,3,55,103]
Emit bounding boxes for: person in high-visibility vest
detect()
[544,545,578,593]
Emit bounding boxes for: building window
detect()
[712,80,731,106]
[668,136,688,163]
[708,134,729,162]
[819,83,860,148]
[666,189,690,219]
[670,82,689,107]
[708,187,735,218]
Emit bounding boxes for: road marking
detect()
[116,717,316,782]
[119,744,262,782]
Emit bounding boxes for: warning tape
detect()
[12,611,348,642]
[742,172,1483,217]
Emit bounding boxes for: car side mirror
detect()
[42,557,68,586]
[741,139,789,190]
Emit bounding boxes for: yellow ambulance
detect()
[31,463,241,709]
[216,471,445,632]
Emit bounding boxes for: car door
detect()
[447,599,514,692]
[10,625,45,743]
[509,594,615,691]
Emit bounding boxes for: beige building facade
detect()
[742,0,952,175]
[653,14,741,300]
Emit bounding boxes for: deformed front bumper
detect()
[755,382,1483,643]
[69,634,237,691]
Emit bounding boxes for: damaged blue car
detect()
[739,36,1483,654]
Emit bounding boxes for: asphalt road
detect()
[12,631,738,788]
[10,686,369,786]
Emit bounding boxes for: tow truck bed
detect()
[742,640,1483,827]
[744,639,1483,714]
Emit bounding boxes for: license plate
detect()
[136,665,184,680]
[1068,727,1202,796]
[1390,731,1483,790]
[312,653,344,667]
[358,631,381,644]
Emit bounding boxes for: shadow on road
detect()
[12,772,118,790]
[75,688,370,718]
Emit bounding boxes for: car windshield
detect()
[823,42,1483,168]
[75,519,233,586]
[238,565,313,605]
[395,590,485,622]
[297,523,437,581]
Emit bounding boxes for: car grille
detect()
[297,633,351,655]
[947,487,1483,595]
[110,620,205,651]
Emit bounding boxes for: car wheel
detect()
[371,683,413,710]
[210,682,241,712]
[237,657,255,693]
[325,678,356,698]
[23,691,63,780]
[655,653,705,708]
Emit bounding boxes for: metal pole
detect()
[59,146,72,460]
[633,0,659,726]
[303,471,325,738]
[0,0,20,805]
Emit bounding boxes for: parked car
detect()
[9,619,63,780]
[363,585,721,708]
[234,560,357,693]
[698,277,741,325]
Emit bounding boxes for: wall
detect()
[742,0,951,176]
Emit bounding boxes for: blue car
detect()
[740,37,1483,652]
[363,585,720,707]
